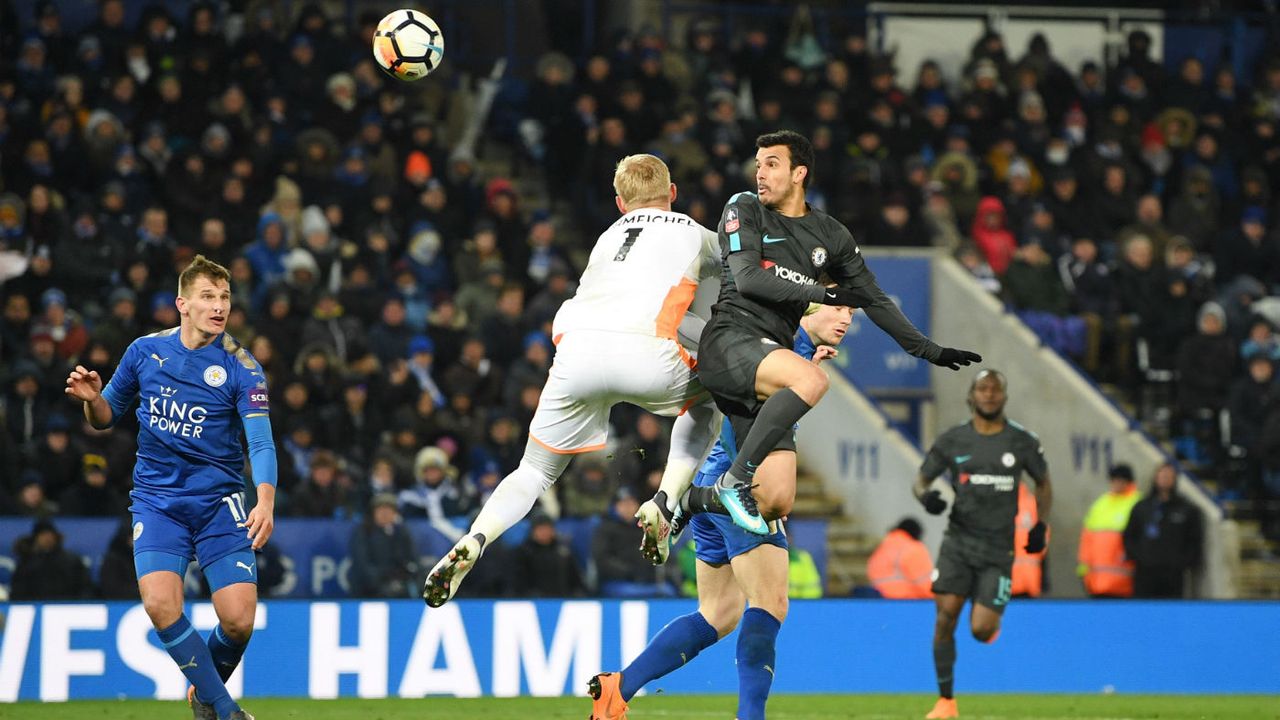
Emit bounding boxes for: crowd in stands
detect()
[1,2,1278,600]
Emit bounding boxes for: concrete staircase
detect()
[792,468,878,596]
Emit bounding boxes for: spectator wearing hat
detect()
[1174,302,1237,461]
[594,486,676,597]
[30,412,81,501]
[406,334,446,408]
[969,196,1016,276]
[1124,463,1204,598]
[28,286,87,363]
[1078,463,1142,598]
[4,360,50,450]
[11,469,57,517]
[1167,166,1220,253]
[399,446,472,539]
[349,492,420,597]
[1216,206,1280,287]
[560,453,616,519]
[59,453,126,516]
[10,518,92,600]
[510,510,587,598]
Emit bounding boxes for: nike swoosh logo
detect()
[762,235,786,243]
[955,455,972,464]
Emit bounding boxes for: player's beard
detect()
[974,402,1004,422]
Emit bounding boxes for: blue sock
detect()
[207,624,248,683]
[620,612,719,701]
[736,607,781,720]
[156,615,239,719]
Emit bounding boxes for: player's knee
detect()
[971,620,999,643]
[141,593,183,628]
[221,615,255,644]
[934,609,959,634]
[700,604,740,638]
[751,596,788,624]
[791,365,829,404]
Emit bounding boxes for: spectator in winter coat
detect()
[10,518,92,600]
[349,493,420,598]
[970,196,1017,275]
[1123,463,1204,598]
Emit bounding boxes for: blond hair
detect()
[178,254,232,296]
[613,154,671,208]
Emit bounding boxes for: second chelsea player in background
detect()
[65,255,274,720]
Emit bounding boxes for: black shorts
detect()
[698,311,788,417]
[932,534,1014,613]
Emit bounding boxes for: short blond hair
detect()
[178,254,231,296]
[613,154,671,208]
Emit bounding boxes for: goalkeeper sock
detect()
[736,607,781,720]
[934,634,957,699]
[657,403,721,512]
[469,443,570,543]
[619,611,718,701]
[207,624,248,683]
[726,388,811,484]
[157,614,239,719]
[680,486,728,515]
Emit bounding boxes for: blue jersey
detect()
[694,326,817,486]
[102,329,270,498]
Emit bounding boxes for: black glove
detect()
[1024,521,1048,554]
[930,347,982,370]
[821,287,861,307]
[921,490,948,515]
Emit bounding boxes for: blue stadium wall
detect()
[1,599,1277,701]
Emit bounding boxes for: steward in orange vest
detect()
[1078,463,1141,597]
[868,518,934,599]
[1012,482,1048,596]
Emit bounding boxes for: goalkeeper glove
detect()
[921,490,948,515]
[1024,521,1048,553]
[930,347,982,370]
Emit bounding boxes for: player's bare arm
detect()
[245,484,275,550]
[66,364,113,428]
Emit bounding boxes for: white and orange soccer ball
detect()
[372,9,444,81]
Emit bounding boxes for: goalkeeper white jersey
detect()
[552,208,720,341]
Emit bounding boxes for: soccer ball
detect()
[372,9,444,81]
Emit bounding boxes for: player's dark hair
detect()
[895,517,923,541]
[756,130,815,188]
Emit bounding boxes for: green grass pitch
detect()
[7,694,1276,719]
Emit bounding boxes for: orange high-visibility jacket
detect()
[868,529,934,598]
[1012,482,1048,596]
[1077,485,1141,597]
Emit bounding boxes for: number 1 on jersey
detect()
[614,228,643,261]
[222,492,248,527]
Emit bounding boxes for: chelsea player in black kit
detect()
[914,369,1053,719]
[669,130,981,535]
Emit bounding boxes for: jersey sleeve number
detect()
[613,228,643,262]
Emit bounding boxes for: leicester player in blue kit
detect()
[65,255,274,720]
[587,300,852,720]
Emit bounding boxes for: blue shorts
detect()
[131,489,256,591]
[690,511,787,565]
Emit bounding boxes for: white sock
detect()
[469,440,570,543]
[656,401,721,513]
